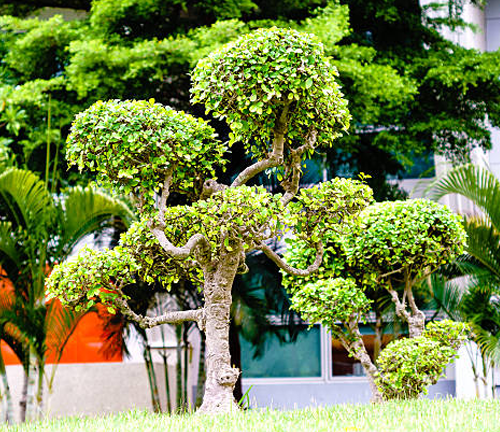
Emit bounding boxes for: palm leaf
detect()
[425,273,466,321]
[462,218,500,280]
[0,168,53,232]
[45,301,85,363]
[56,186,135,259]
[428,163,500,231]
[0,221,22,280]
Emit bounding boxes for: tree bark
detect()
[373,311,383,361]
[195,332,206,408]
[198,248,241,413]
[229,321,243,403]
[0,350,13,423]
[24,346,38,422]
[341,323,383,403]
[20,368,28,422]
[407,311,425,338]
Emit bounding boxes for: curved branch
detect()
[281,127,318,206]
[386,283,410,322]
[257,241,324,276]
[231,104,290,187]
[115,297,205,331]
[149,227,211,261]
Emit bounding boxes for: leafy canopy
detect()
[191,26,350,160]
[375,320,470,400]
[66,99,226,208]
[347,199,467,285]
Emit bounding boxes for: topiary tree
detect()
[375,320,470,400]
[45,27,374,413]
[348,199,467,338]
[283,198,467,401]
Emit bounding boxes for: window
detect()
[332,328,392,377]
[240,325,321,378]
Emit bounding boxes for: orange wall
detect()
[0,277,122,365]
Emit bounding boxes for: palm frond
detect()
[473,326,500,365]
[428,163,500,231]
[45,301,85,362]
[57,186,135,258]
[425,273,466,321]
[0,221,22,280]
[0,168,53,232]
[462,218,500,280]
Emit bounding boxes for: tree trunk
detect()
[36,362,44,418]
[373,311,383,361]
[342,323,383,403]
[143,343,162,413]
[24,346,38,422]
[0,350,13,423]
[20,368,28,422]
[195,332,206,408]
[407,311,425,338]
[229,321,243,403]
[175,325,186,411]
[198,248,241,413]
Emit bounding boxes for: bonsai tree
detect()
[283,199,468,401]
[46,27,373,413]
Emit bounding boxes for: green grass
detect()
[4,399,500,432]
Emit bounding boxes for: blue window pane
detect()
[240,325,321,378]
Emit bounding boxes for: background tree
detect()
[46,28,374,413]
[2,1,498,195]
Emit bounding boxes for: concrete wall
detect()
[5,362,174,423]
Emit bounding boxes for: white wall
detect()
[5,362,172,423]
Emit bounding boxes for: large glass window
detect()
[240,325,321,378]
[332,329,392,377]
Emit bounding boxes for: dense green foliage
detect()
[283,198,467,399]
[191,27,350,158]
[67,99,226,206]
[375,320,470,400]
[1,1,499,194]
[283,199,466,294]
[289,278,371,327]
[44,27,377,412]
[348,199,467,288]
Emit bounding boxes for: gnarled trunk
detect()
[198,248,241,413]
[341,322,383,403]
[407,311,425,338]
[229,321,243,403]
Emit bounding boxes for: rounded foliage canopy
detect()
[289,278,371,330]
[191,27,350,160]
[46,247,139,312]
[66,99,227,209]
[347,199,467,282]
[375,320,469,400]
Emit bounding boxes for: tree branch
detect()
[115,296,205,331]
[257,241,324,276]
[149,226,211,261]
[281,127,318,206]
[386,282,410,322]
[157,167,175,227]
[231,104,290,187]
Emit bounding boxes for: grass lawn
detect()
[3,399,500,432]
